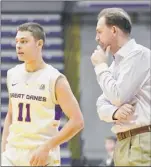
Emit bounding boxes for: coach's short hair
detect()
[98,8,132,34]
[17,22,46,43]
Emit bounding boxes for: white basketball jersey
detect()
[6,63,63,152]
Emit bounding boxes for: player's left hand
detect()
[30,144,50,166]
[91,45,110,67]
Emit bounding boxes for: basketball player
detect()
[1,22,84,166]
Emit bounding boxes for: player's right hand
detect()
[29,144,50,166]
[113,104,134,122]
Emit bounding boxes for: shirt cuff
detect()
[94,63,109,75]
[107,106,119,122]
[97,105,118,122]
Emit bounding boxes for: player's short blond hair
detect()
[17,22,46,43]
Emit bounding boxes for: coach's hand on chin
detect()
[91,45,110,67]
[30,143,50,166]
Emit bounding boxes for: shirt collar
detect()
[114,38,137,58]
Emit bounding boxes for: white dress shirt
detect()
[95,39,151,133]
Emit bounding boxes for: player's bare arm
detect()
[30,76,84,166]
[50,76,84,144]
[1,100,12,153]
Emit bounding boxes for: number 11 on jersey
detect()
[18,103,31,122]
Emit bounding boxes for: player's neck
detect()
[25,58,47,72]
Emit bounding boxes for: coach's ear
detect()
[37,39,44,48]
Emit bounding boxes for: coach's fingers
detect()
[124,110,133,116]
[94,50,100,54]
[123,105,134,114]
[96,45,104,54]
[97,45,101,50]
[122,106,132,114]
[119,110,133,121]
[124,104,134,110]
[121,109,132,118]
[120,112,128,119]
